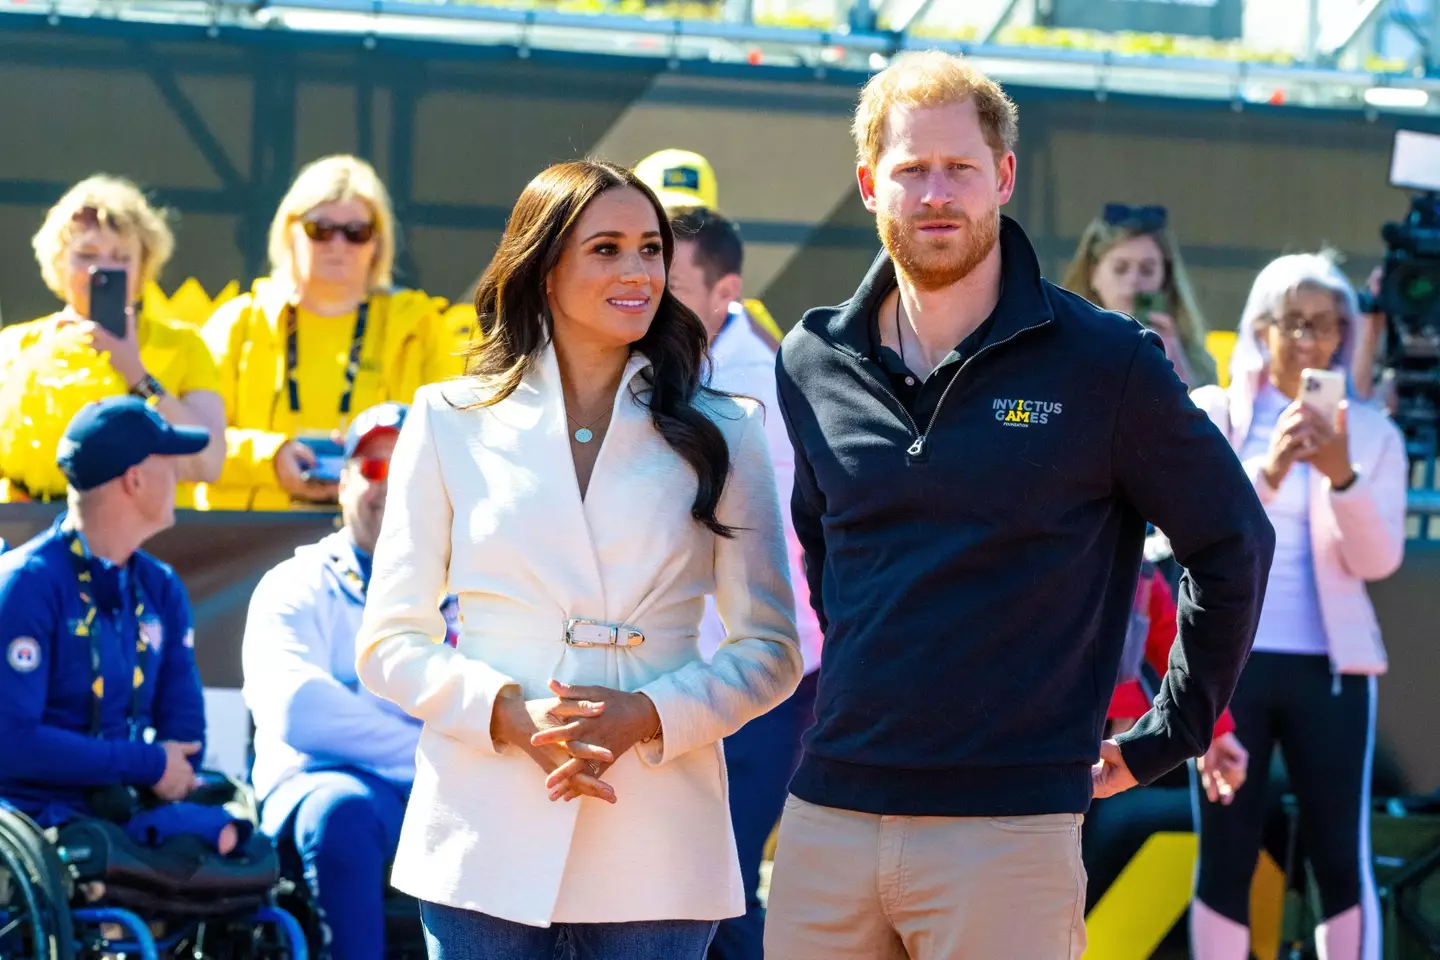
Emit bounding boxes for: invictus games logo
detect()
[993,398,1063,427]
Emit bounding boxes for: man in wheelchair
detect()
[0,397,295,921]
[243,402,429,960]
[0,399,261,899]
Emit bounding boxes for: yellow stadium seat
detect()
[143,278,241,328]
[1205,331,1238,388]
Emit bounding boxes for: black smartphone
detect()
[89,267,129,338]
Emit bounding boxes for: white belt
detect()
[563,618,645,647]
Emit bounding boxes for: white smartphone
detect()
[1300,368,1346,421]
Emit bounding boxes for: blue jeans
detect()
[709,670,818,960]
[420,901,717,960]
[261,768,409,960]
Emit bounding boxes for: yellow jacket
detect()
[198,279,474,510]
[0,311,220,504]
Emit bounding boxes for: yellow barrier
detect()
[1082,831,1285,960]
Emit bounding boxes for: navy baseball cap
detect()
[57,396,211,492]
[343,402,408,460]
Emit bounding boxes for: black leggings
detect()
[1194,652,1377,927]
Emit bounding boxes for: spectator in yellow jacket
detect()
[200,155,471,511]
[0,175,225,503]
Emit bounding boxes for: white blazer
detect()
[355,345,802,927]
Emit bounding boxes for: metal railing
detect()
[2,0,1437,113]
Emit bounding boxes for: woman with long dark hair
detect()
[354,160,802,958]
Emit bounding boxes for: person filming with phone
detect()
[0,175,225,504]
[1062,203,1217,387]
[201,155,469,511]
[1187,252,1408,960]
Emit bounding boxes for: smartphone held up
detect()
[88,267,129,339]
[1300,367,1346,422]
[1131,290,1166,327]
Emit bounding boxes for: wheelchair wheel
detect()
[0,807,75,960]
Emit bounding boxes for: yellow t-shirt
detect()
[198,282,465,511]
[290,307,371,436]
[0,311,221,501]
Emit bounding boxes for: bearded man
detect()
[764,50,1275,960]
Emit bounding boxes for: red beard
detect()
[879,204,1000,291]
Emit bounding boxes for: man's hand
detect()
[1091,739,1139,800]
[152,740,201,801]
[1197,732,1249,806]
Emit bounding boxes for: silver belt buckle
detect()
[564,618,645,647]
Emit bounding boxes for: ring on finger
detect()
[585,761,599,777]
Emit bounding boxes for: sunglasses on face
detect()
[1102,203,1168,232]
[302,219,377,245]
[354,458,390,482]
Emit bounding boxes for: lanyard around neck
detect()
[284,302,370,417]
[64,529,150,739]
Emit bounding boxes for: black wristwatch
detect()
[1333,469,1360,493]
[129,374,167,400]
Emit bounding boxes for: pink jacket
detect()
[1190,375,1407,675]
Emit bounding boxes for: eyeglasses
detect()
[1271,314,1345,341]
[1102,203,1168,232]
[302,219,377,245]
[354,458,390,482]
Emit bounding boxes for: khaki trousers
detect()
[764,796,1087,960]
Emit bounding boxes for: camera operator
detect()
[1188,253,1407,960]
[1061,203,1217,387]
[0,397,244,855]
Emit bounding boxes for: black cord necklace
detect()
[895,297,907,368]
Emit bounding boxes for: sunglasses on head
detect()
[1102,203,1168,232]
[302,219,377,245]
[354,458,390,482]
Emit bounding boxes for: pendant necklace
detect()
[567,408,611,444]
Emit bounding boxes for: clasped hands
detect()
[490,680,661,805]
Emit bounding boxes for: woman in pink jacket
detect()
[1188,252,1407,960]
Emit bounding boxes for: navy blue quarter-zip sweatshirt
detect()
[776,217,1275,817]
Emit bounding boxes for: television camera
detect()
[1370,129,1440,467]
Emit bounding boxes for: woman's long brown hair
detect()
[1059,217,1216,385]
[463,159,734,537]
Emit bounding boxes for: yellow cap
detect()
[634,149,719,212]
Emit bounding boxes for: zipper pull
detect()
[906,435,929,463]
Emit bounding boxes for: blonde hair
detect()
[31,175,175,301]
[853,50,1019,170]
[268,155,396,291]
[1061,216,1211,360]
